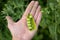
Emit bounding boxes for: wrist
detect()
[12,37,20,40]
[12,35,31,40]
[12,38,31,40]
[12,37,31,40]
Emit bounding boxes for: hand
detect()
[6,1,42,40]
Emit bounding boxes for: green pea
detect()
[29,15,32,18]
[27,23,31,27]
[27,18,30,21]
[28,27,32,30]
[27,21,30,24]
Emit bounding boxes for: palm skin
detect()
[6,1,42,40]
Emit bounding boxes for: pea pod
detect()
[27,14,36,31]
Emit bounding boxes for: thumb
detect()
[6,16,15,24]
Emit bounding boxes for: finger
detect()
[22,1,35,19]
[34,6,41,21]
[6,16,15,24]
[36,11,42,27]
[30,1,38,17]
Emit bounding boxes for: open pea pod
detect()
[27,14,37,31]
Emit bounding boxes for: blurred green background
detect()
[0,0,60,40]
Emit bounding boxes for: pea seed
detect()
[28,27,32,29]
[27,18,30,21]
[27,23,31,27]
[27,21,31,24]
[29,15,32,18]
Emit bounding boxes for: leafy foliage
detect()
[0,0,60,40]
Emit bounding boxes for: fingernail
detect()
[31,1,35,3]
[35,1,38,4]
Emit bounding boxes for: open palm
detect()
[6,1,42,40]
